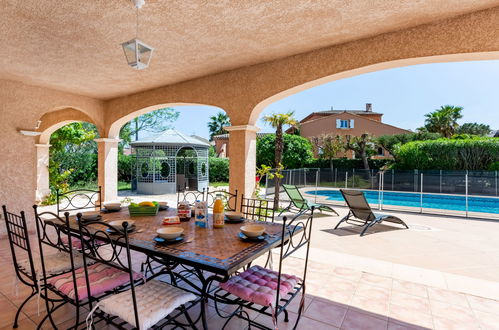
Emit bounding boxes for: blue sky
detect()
[155,60,499,139]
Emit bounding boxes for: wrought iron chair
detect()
[33,207,94,329]
[78,218,200,329]
[334,189,409,236]
[205,188,238,211]
[56,186,102,215]
[2,205,37,328]
[177,185,205,205]
[240,195,276,222]
[213,208,315,330]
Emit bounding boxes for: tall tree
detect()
[119,107,179,144]
[262,111,299,209]
[345,133,373,170]
[423,105,463,138]
[456,122,491,136]
[208,112,231,141]
[310,134,344,173]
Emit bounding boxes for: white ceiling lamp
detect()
[121,0,154,70]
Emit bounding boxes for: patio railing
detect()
[265,168,499,219]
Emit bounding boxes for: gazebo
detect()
[130,129,210,195]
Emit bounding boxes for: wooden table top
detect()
[71,208,298,276]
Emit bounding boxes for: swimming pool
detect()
[308,190,499,214]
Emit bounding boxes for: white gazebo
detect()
[130,129,210,194]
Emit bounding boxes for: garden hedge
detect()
[394,137,499,170]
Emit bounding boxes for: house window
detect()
[377,147,384,156]
[336,119,354,129]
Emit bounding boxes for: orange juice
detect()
[213,194,225,228]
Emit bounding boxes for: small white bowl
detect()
[103,202,121,211]
[108,220,135,229]
[225,211,243,220]
[81,211,100,221]
[157,227,184,240]
[240,224,265,238]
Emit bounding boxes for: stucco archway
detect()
[248,52,499,125]
[35,108,101,201]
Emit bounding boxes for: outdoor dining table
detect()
[64,207,301,329]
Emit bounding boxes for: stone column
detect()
[225,125,259,205]
[95,138,120,202]
[35,144,51,201]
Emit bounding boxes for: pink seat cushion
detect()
[47,263,140,301]
[61,236,106,249]
[219,265,300,307]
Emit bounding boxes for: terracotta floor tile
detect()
[466,294,499,315]
[427,287,469,308]
[355,283,390,301]
[390,291,431,315]
[432,315,481,330]
[349,294,389,319]
[0,294,27,328]
[331,267,363,282]
[341,309,388,330]
[304,299,348,327]
[360,273,393,289]
[429,300,476,323]
[0,317,36,330]
[388,320,432,330]
[389,304,434,329]
[252,310,339,330]
[473,310,499,330]
[392,279,428,298]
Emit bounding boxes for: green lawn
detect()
[71,181,131,191]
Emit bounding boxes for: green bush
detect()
[488,161,499,171]
[118,153,136,181]
[394,137,499,170]
[209,157,229,182]
[307,158,391,170]
[256,134,313,169]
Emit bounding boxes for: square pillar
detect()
[225,125,259,203]
[35,144,51,201]
[95,138,120,202]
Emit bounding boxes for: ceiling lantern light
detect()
[121,0,154,70]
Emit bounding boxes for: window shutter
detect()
[349,119,355,128]
[336,119,341,128]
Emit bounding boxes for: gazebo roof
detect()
[130,129,210,148]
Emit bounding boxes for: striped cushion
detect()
[47,263,140,301]
[219,265,300,307]
[19,250,85,276]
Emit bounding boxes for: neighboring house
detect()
[291,103,411,159]
[213,132,271,158]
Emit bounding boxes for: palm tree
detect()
[423,105,463,138]
[262,111,299,209]
[208,112,231,141]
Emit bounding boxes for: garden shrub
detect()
[209,157,229,182]
[307,158,391,170]
[256,134,314,169]
[394,137,499,170]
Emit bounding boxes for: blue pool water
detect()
[308,190,499,214]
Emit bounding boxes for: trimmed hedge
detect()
[256,134,314,169]
[209,157,229,182]
[394,137,499,170]
[307,158,391,170]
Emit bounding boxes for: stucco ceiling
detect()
[1,0,498,99]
